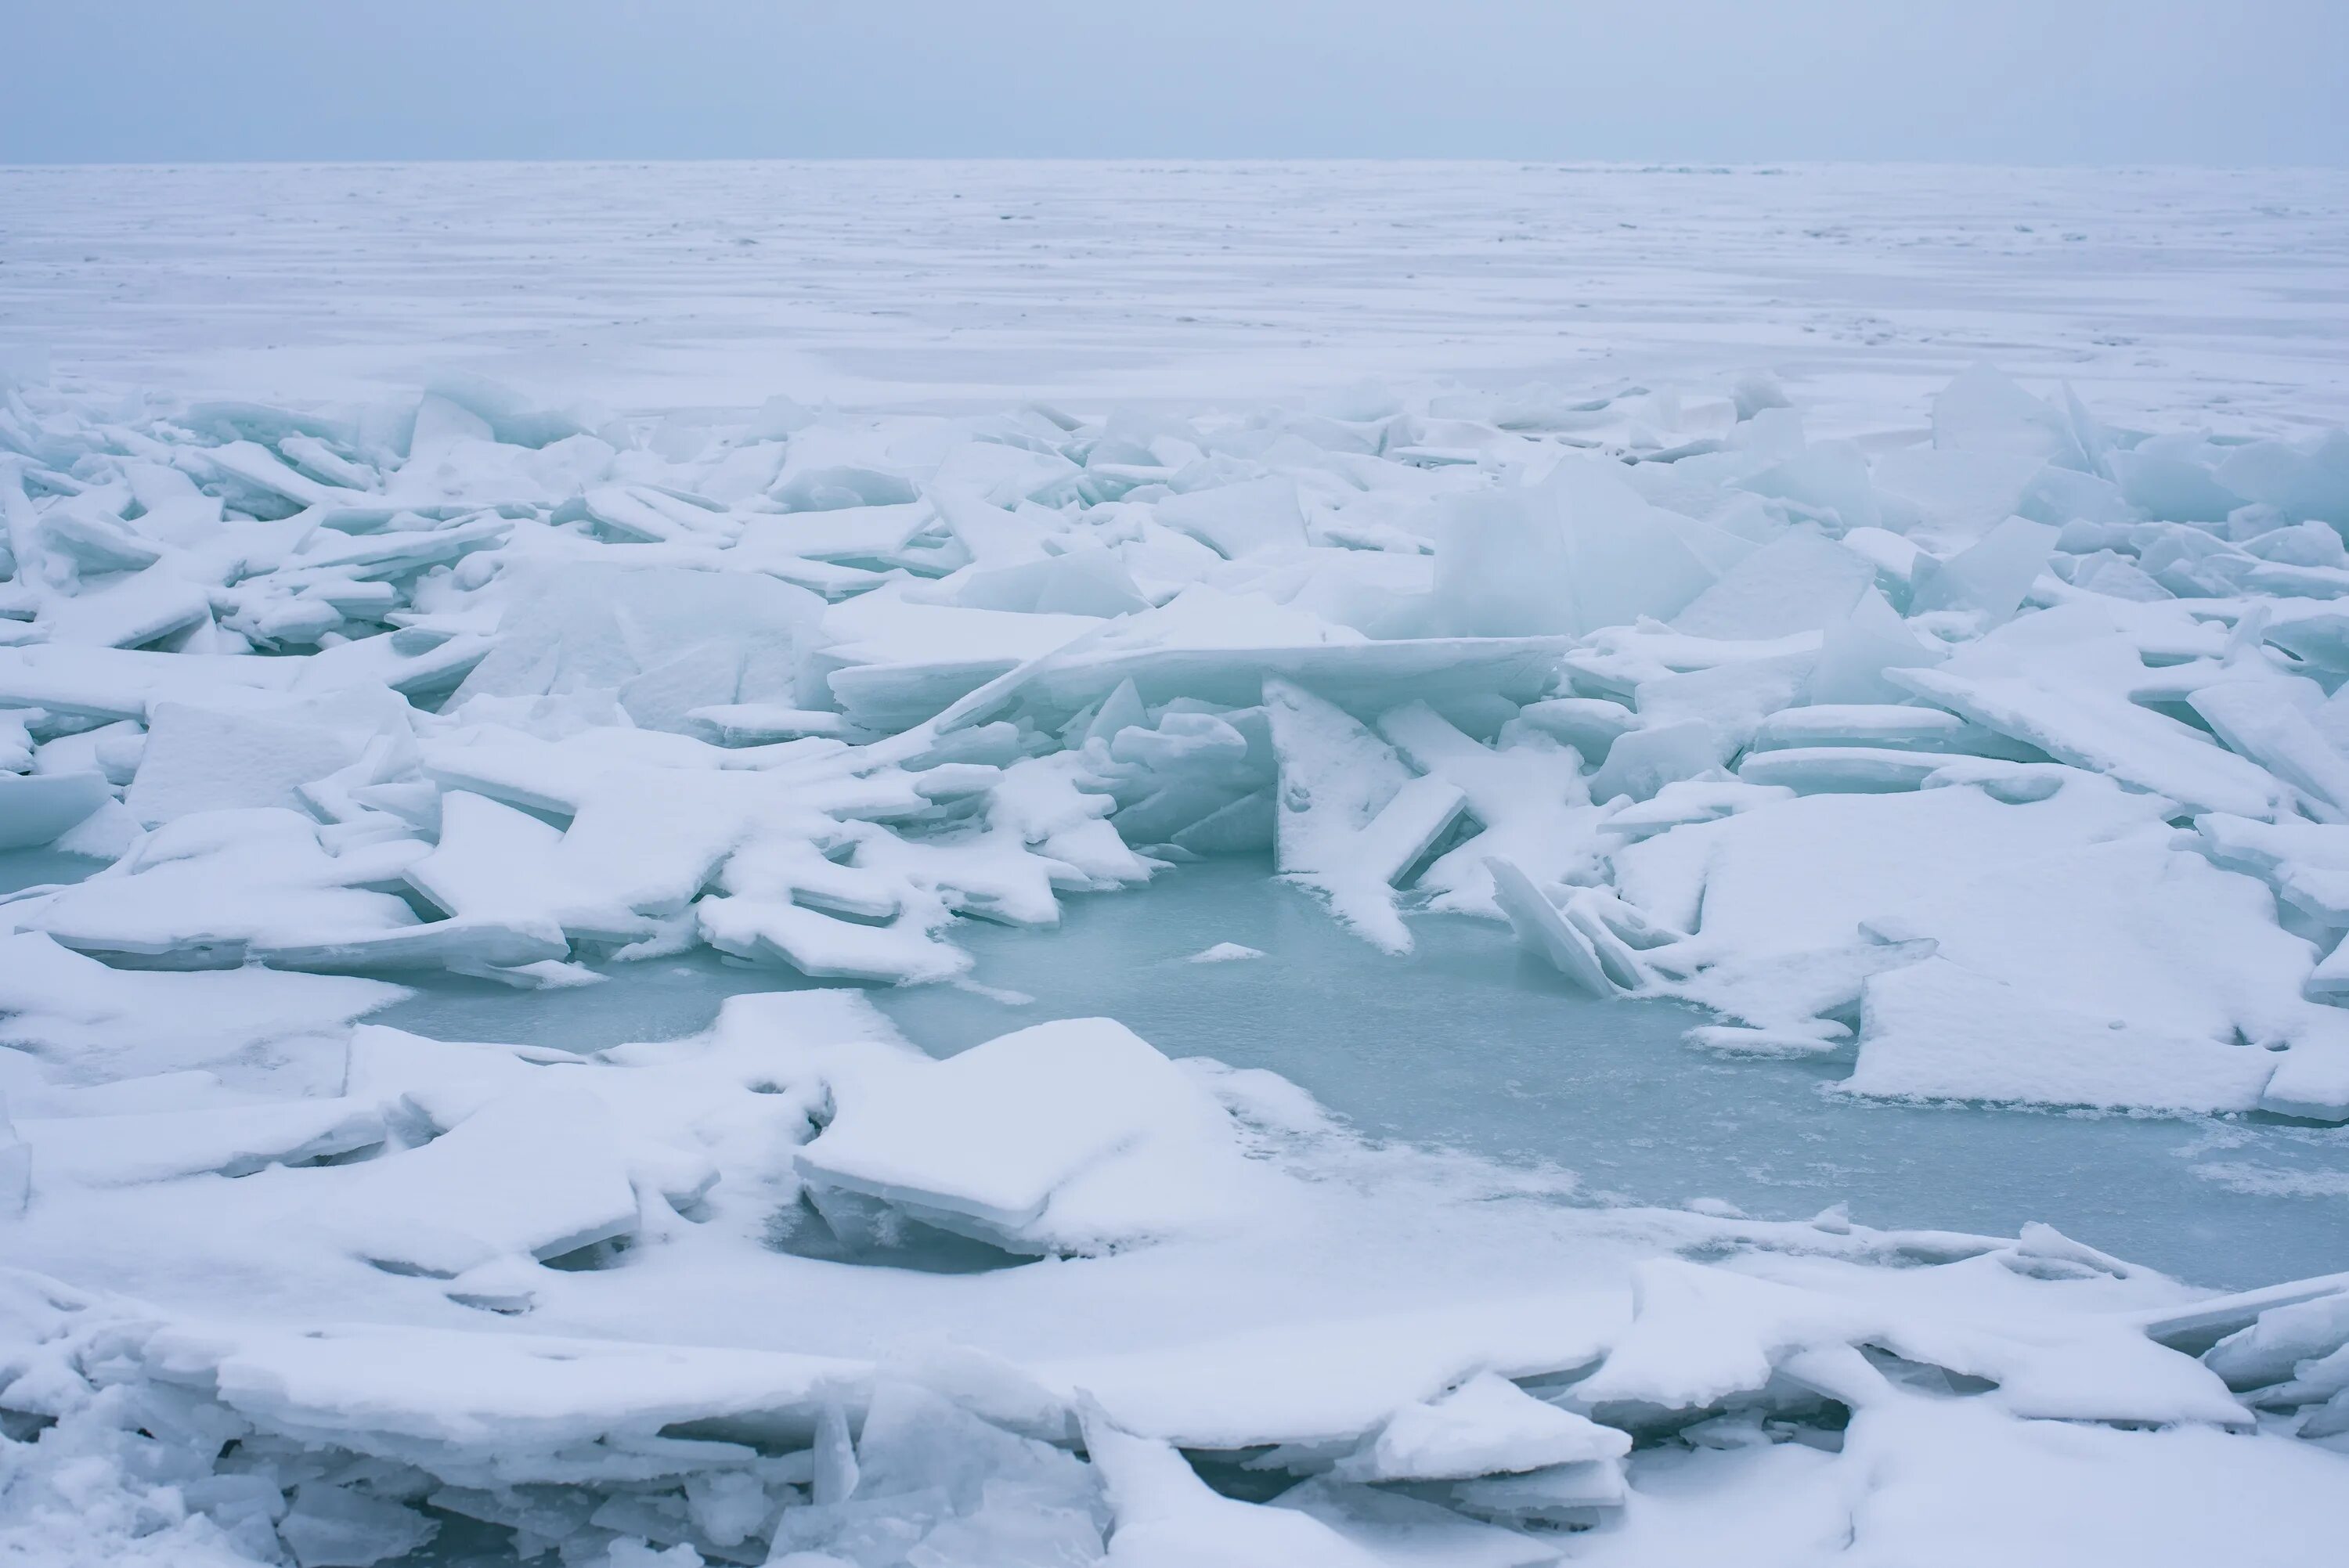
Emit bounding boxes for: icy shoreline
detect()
[3,356,2347,1564]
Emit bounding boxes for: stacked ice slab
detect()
[5,362,2349,1564]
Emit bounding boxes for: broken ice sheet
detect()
[1265,679,1467,953]
[795,1017,1269,1253]
[320,1079,644,1277]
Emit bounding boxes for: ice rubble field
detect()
[1,163,2349,1567]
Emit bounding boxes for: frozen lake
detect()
[4,160,2347,432]
[6,157,2349,1568]
[373,857,2349,1292]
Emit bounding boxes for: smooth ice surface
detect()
[5,163,2346,431]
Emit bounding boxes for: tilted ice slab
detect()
[796,1015,1267,1254]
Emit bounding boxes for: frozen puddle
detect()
[379,857,2349,1293]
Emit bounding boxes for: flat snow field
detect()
[3,161,2349,1568]
[3,160,2347,428]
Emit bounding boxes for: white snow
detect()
[796,1017,1263,1252]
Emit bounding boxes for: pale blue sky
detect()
[4,1,2341,165]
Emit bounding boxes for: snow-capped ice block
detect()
[2257,1026,2349,1122]
[2214,428,2349,524]
[1514,695,1636,762]
[1736,438,1882,532]
[1154,476,1307,560]
[829,575,1571,734]
[1907,516,2059,625]
[20,806,559,975]
[739,499,934,562]
[0,931,402,1077]
[821,588,1106,672]
[990,751,1158,889]
[0,770,108,849]
[1816,1399,2339,1565]
[143,1320,868,1458]
[16,1098,384,1188]
[1600,777,1792,843]
[383,414,617,515]
[277,1481,437,1568]
[328,1080,640,1275]
[1930,362,2085,465]
[1031,636,1573,736]
[255,914,570,975]
[762,1379,1105,1563]
[1808,586,1946,705]
[127,691,413,827]
[2112,436,2246,524]
[1735,746,1955,794]
[796,1018,1254,1253]
[402,790,564,922]
[1669,528,1873,640]
[579,481,737,545]
[684,702,850,744]
[1488,857,1620,997]
[27,808,424,962]
[341,1023,547,1132]
[1585,719,1719,804]
[1267,1477,1561,1568]
[1571,1258,1858,1415]
[1080,1406,1386,1568]
[852,1375,1091,1499]
[1377,702,1599,914]
[1934,813,2317,1069]
[697,896,972,984]
[1635,651,1816,758]
[1873,446,2048,542]
[1432,456,1739,637]
[1616,775,2326,1062]
[1265,679,1465,952]
[2203,1291,2349,1390]
[2067,547,2176,602]
[453,563,821,734]
[954,539,1153,618]
[2141,1272,2349,1354]
[2187,679,2349,824]
[1336,1372,1628,1483]
[1894,604,2293,819]
[1847,957,2278,1112]
[33,565,215,650]
[33,493,164,575]
[1747,705,2030,757]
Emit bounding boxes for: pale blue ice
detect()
[364,858,2349,1292]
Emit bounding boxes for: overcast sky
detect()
[5,1,2342,165]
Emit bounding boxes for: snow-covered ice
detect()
[2,159,2347,1566]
